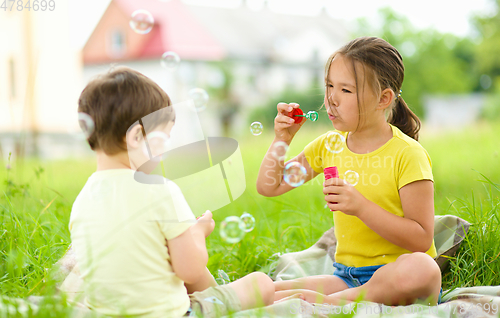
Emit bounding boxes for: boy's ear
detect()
[125,124,144,149]
[378,88,395,110]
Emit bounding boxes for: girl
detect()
[257,37,442,306]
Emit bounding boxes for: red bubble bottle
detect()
[324,166,338,207]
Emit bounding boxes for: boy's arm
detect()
[167,212,214,284]
[184,267,217,294]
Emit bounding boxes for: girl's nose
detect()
[326,91,338,108]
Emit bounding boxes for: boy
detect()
[70,67,274,317]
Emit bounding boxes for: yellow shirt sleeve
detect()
[304,133,329,174]
[397,145,433,189]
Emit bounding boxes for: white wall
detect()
[424,94,485,130]
[0,4,83,160]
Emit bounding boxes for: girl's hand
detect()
[274,103,306,143]
[196,210,215,237]
[323,178,369,217]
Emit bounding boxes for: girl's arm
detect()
[257,150,318,197]
[256,102,318,197]
[363,180,434,252]
[325,179,434,252]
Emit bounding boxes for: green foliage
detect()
[248,85,331,130]
[472,0,500,86]
[355,8,480,117]
[203,61,242,136]
[421,121,500,214]
[481,92,500,120]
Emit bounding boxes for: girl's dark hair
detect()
[78,66,174,155]
[325,36,421,140]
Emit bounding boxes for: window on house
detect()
[108,30,126,57]
[9,58,15,99]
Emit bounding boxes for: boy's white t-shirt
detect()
[69,169,195,317]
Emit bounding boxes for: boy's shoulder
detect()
[86,169,169,188]
[134,171,166,185]
[72,169,195,226]
[75,169,178,208]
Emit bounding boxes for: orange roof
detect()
[83,0,225,64]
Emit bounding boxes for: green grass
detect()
[441,174,500,290]
[420,121,500,214]
[0,120,499,316]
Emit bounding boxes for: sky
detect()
[69,0,495,49]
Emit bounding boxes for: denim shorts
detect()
[333,262,443,304]
[333,262,384,288]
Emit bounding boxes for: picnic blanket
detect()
[4,214,500,318]
[270,214,471,281]
[226,214,500,318]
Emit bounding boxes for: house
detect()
[423,94,485,131]
[82,0,348,137]
[0,3,85,160]
[0,0,348,160]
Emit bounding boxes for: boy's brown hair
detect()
[78,66,174,155]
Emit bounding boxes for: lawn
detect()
[0,120,499,314]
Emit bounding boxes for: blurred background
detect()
[0,0,500,160]
[2,1,500,300]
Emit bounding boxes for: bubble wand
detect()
[289,108,319,123]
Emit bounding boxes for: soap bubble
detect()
[283,162,307,187]
[306,111,319,122]
[240,212,255,232]
[142,131,170,161]
[129,10,154,34]
[217,269,230,284]
[344,170,359,186]
[215,278,225,285]
[161,51,180,70]
[325,131,345,154]
[220,216,245,243]
[250,122,263,136]
[188,88,209,112]
[271,141,288,160]
[78,112,95,139]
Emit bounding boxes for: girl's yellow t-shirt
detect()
[304,124,437,267]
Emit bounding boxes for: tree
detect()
[205,62,241,137]
[354,8,478,117]
[472,0,500,91]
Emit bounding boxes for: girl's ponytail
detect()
[388,96,421,141]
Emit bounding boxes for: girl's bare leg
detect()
[274,275,349,295]
[225,272,275,310]
[323,253,442,306]
[274,289,347,305]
